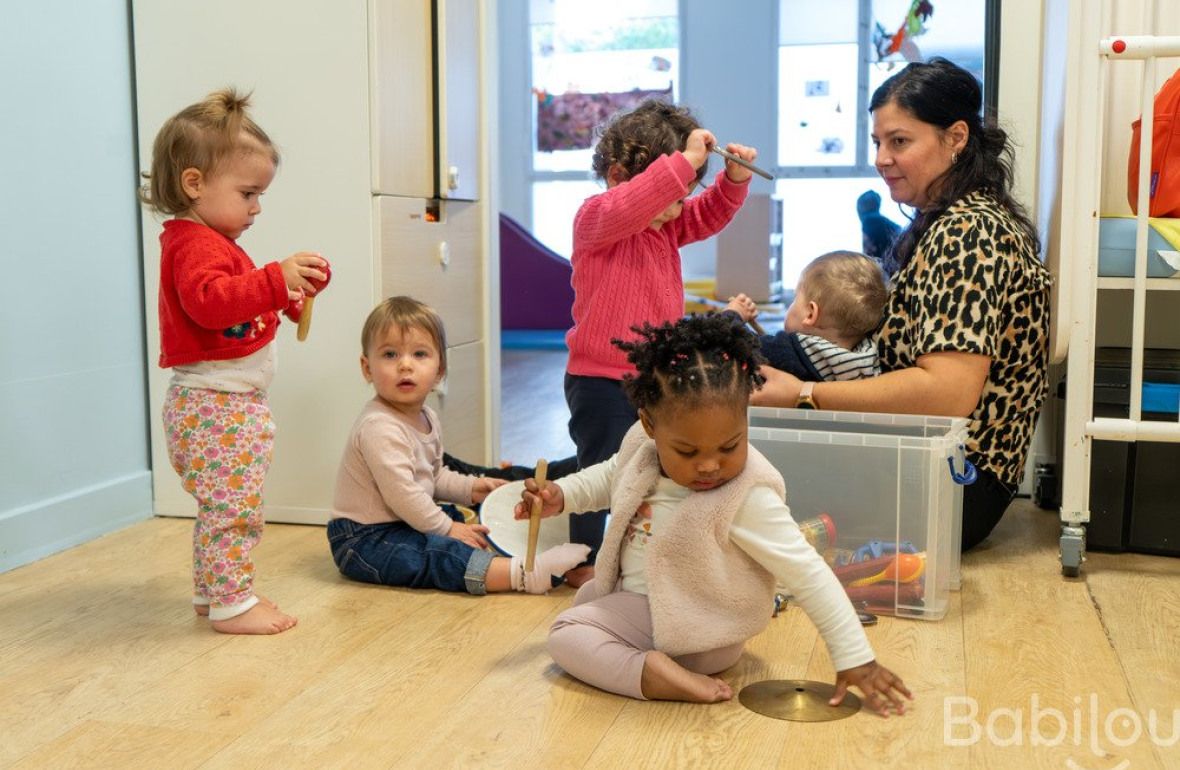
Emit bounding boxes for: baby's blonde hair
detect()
[139,88,279,216]
[799,251,888,340]
[361,296,448,375]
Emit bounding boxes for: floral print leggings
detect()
[163,386,275,618]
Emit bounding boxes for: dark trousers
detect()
[961,466,1016,552]
[564,374,638,564]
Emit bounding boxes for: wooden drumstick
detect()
[296,295,317,341]
[525,458,548,572]
[296,259,332,342]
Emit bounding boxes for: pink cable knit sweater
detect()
[565,152,750,380]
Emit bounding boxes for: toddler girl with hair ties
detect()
[518,313,911,713]
[563,99,759,586]
[140,88,329,634]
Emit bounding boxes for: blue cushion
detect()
[1098,218,1180,278]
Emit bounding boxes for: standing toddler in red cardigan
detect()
[562,99,759,587]
[139,89,328,634]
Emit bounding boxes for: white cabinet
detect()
[429,340,487,462]
[436,0,481,200]
[133,0,494,524]
[371,0,481,200]
[375,196,483,345]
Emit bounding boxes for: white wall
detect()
[0,0,153,571]
[132,2,378,524]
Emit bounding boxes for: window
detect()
[528,0,680,257]
[775,0,993,289]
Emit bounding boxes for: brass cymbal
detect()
[738,679,861,722]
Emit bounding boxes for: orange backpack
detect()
[1128,67,1180,217]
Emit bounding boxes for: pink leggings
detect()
[547,580,745,699]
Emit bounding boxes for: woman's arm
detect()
[750,350,990,417]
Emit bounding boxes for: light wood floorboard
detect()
[2,501,1178,769]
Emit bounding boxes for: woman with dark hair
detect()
[752,57,1051,551]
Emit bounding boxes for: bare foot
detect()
[194,594,278,616]
[563,564,595,588]
[640,651,733,703]
[210,602,297,635]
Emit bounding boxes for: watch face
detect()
[796,399,816,410]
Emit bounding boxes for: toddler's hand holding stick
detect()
[711,145,774,180]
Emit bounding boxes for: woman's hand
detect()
[750,365,803,407]
[513,480,565,520]
[833,660,912,717]
[447,520,490,550]
[470,476,507,504]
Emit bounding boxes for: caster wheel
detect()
[1062,565,1080,578]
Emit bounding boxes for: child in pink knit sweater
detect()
[563,100,759,587]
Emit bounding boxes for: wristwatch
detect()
[795,381,819,410]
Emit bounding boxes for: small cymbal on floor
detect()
[738,679,861,722]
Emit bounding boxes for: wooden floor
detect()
[2,499,1178,769]
[498,348,576,464]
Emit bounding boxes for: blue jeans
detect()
[327,505,496,595]
[564,374,638,564]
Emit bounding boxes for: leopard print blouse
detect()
[874,191,1052,488]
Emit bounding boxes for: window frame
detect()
[773,0,1001,182]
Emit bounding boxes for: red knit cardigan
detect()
[157,219,300,368]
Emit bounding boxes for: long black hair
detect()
[870,57,1040,271]
[613,313,765,414]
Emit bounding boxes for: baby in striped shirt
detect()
[728,250,887,382]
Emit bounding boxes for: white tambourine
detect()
[478,480,571,557]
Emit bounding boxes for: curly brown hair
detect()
[591,99,707,185]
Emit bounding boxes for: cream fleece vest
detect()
[594,421,786,657]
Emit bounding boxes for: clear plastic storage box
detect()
[748,407,972,621]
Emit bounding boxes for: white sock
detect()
[510,543,592,594]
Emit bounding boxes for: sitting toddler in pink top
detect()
[328,296,588,594]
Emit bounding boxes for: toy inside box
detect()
[748,407,972,621]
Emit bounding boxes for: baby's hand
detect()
[448,520,490,550]
[749,365,802,407]
[682,128,717,171]
[471,476,508,504]
[721,142,759,183]
[725,293,759,323]
[513,480,565,520]
[279,252,329,302]
[833,660,912,717]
